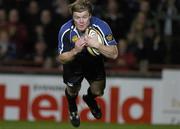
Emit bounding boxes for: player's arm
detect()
[96,44,118,59]
[96,21,118,59]
[58,48,79,64]
[85,33,118,59]
[58,37,86,64]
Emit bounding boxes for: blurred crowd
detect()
[0,0,180,72]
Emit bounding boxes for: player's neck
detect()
[78,30,85,37]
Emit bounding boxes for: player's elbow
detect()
[58,54,67,64]
[59,59,66,64]
[107,52,118,60]
[112,52,118,59]
[111,47,118,59]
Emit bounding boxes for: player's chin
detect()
[77,26,86,32]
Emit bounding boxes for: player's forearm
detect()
[97,44,118,59]
[58,48,78,64]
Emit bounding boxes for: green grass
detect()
[0,121,179,129]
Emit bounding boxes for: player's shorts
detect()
[63,53,105,87]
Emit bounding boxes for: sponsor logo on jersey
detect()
[105,34,113,41]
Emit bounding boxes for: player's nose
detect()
[79,18,84,23]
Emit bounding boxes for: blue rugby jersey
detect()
[58,16,117,54]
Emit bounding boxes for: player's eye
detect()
[73,16,80,20]
[73,15,89,20]
[83,15,89,19]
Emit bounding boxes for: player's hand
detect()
[84,33,100,49]
[74,37,86,53]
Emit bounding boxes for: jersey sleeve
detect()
[95,19,117,46]
[58,26,71,54]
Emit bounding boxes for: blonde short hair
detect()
[69,0,93,15]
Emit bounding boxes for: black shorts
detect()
[63,53,105,87]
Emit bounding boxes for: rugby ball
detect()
[86,27,104,56]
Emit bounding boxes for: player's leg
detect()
[65,85,81,113]
[63,59,84,127]
[83,79,105,119]
[82,54,105,119]
[65,85,81,127]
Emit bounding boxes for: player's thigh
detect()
[64,75,83,96]
[63,68,83,96]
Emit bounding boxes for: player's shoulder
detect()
[91,16,109,27]
[59,19,73,33]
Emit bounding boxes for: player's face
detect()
[73,10,91,32]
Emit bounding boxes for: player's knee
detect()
[66,86,80,97]
[92,90,104,97]
[69,91,78,97]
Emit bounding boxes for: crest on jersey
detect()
[72,35,78,43]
